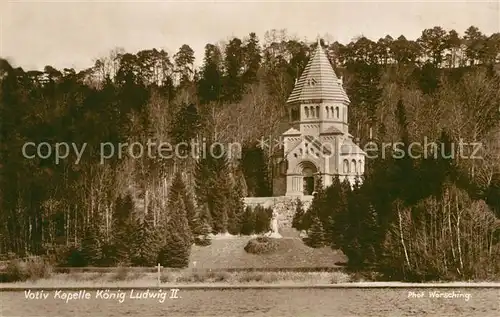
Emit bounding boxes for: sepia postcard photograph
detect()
[0,0,499,316]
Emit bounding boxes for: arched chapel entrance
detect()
[301,162,317,195]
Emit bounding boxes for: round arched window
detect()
[343,159,349,173]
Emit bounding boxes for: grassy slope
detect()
[188,235,346,269]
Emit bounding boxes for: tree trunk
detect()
[456,202,464,274]
[74,205,78,244]
[144,189,149,215]
[105,205,109,242]
[397,205,411,269]
[448,201,456,262]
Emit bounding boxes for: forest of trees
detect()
[1,26,499,275]
[293,156,500,281]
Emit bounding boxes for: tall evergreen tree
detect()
[223,37,245,102]
[174,44,195,87]
[323,176,340,241]
[227,175,246,235]
[241,145,271,197]
[169,103,201,156]
[337,178,379,266]
[194,142,231,233]
[177,178,197,238]
[307,212,326,248]
[242,32,262,84]
[167,172,193,244]
[291,198,305,231]
[198,44,223,104]
[158,233,190,268]
[81,224,102,266]
[192,203,213,246]
[194,203,212,235]
[240,206,255,235]
[111,193,136,265]
[159,172,192,268]
[306,176,326,228]
[254,205,271,234]
[130,218,159,266]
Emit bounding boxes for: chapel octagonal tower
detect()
[273,40,366,197]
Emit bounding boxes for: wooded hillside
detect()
[1,27,499,279]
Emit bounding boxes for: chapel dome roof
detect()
[286,43,350,105]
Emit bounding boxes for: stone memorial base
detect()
[264,231,283,239]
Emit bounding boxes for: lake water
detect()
[1,288,498,316]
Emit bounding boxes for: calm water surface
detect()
[1,288,498,317]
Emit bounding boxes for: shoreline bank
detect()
[2,283,500,291]
[2,269,499,290]
[2,281,499,291]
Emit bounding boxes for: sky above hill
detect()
[1,0,499,71]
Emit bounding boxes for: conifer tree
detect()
[223,37,245,102]
[311,176,325,203]
[307,212,326,248]
[192,204,212,246]
[332,179,352,243]
[194,221,213,246]
[174,44,195,87]
[158,172,192,268]
[81,224,102,266]
[227,176,246,235]
[145,206,164,249]
[360,180,379,259]
[313,176,327,218]
[292,198,305,231]
[195,203,213,234]
[210,177,230,233]
[241,145,271,197]
[227,212,239,235]
[158,233,190,268]
[254,205,271,234]
[240,206,255,235]
[182,183,197,238]
[329,176,380,266]
[198,44,223,104]
[167,172,193,244]
[242,32,262,85]
[304,176,327,235]
[169,103,201,154]
[354,187,379,265]
[322,176,348,246]
[194,142,231,233]
[300,209,313,233]
[112,193,136,265]
[130,216,160,266]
